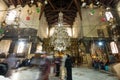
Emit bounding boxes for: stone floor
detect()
[1,67,119,80]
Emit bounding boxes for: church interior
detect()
[0,0,120,80]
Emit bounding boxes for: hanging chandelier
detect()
[50,12,71,51]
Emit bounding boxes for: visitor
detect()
[37,52,51,80]
[5,53,17,77]
[65,54,72,80]
[54,55,61,77]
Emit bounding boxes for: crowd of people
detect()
[0,52,73,80]
[92,53,119,71]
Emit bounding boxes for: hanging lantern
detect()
[36,8,40,13]
[101,17,106,22]
[26,16,30,20]
[89,9,95,15]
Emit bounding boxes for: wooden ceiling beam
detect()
[62,10,77,13]
[47,0,55,10]
[63,19,73,25]
[12,0,17,7]
[9,0,14,5]
[112,0,119,7]
[63,15,74,21]
[45,9,77,14]
[46,15,58,18]
[20,0,26,7]
[44,5,52,10]
[45,12,58,17]
[64,12,76,18]
[18,0,23,5]
[3,0,10,7]
[48,19,58,24]
[67,0,74,10]
[48,22,57,26]
[108,0,113,5]
[33,0,38,7]
[64,18,73,23]
[64,12,77,16]
[47,15,58,20]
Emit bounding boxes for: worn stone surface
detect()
[2,67,118,80]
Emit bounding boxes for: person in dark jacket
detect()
[54,55,61,77]
[65,54,72,80]
[37,52,51,80]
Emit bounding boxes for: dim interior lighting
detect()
[31,0,34,4]
[45,0,48,4]
[82,2,86,7]
[58,23,61,27]
[96,1,100,5]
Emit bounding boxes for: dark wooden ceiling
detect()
[3,0,120,27]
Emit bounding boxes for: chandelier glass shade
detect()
[50,12,71,51]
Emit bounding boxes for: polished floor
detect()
[0,67,119,80]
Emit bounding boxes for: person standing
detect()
[37,52,51,80]
[65,54,72,80]
[5,53,17,77]
[54,55,61,77]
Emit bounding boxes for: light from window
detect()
[6,10,17,24]
[17,41,25,53]
[105,11,113,21]
[110,41,119,54]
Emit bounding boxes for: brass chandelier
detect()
[50,12,71,51]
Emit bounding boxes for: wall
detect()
[72,12,81,38]
[0,2,49,39]
[5,5,41,29]
[0,0,8,22]
[37,12,49,39]
[0,40,12,55]
[73,8,109,38]
[0,1,111,39]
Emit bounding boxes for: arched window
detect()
[105,11,113,21]
[110,41,119,54]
